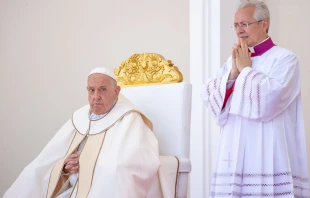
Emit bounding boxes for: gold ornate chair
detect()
[115,53,192,198]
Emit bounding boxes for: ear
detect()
[115,86,121,97]
[262,19,270,32]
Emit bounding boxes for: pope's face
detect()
[234,6,269,47]
[87,74,120,115]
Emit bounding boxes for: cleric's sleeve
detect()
[201,58,233,126]
[230,53,301,121]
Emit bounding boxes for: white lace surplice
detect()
[201,46,309,197]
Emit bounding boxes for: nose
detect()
[236,27,245,36]
[93,91,100,99]
[235,26,244,34]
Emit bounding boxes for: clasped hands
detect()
[63,152,79,174]
[229,38,252,80]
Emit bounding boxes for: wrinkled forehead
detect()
[234,6,256,23]
[87,73,114,87]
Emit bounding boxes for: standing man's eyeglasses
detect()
[230,20,263,31]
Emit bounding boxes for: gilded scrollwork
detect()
[114,53,183,86]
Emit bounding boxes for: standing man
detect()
[4,67,160,198]
[201,1,309,197]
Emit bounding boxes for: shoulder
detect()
[268,46,297,60]
[264,46,300,72]
[121,110,153,130]
[121,110,146,122]
[123,110,142,119]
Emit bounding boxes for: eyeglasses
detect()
[231,20,263,31]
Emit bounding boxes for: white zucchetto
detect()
[88,67,116,81]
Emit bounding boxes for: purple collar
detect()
[251,37,276,57]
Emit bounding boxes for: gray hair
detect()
[238,0,270,21]
[238,0,270,32]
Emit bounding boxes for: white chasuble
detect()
[201,39,310,197]
[4,94,162,198]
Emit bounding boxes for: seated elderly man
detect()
[4,68,160,198]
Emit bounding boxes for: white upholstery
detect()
[121,82,192,198]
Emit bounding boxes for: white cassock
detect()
[4,94,162,198]
[201,38,310,197]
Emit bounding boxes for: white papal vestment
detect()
[4,94,160,198]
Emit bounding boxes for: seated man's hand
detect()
[63,152,79,174]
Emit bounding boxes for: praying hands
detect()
[229,38,252,80]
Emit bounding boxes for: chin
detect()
[91,108,103,115]
[93,111,104,115]
[247,41,254,47]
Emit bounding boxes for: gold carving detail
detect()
[114,53,183,86]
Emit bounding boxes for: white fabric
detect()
[201,46,310,197]
[55,111,107,197]
[4,95,160,198]
[88,67,116,81]
[89,112,107,120]
[56,138,86,198]
[57,147,181,198]
[146,156,180,198]
[158,156,179,198]
[121,82,192,198]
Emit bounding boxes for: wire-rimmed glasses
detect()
[230,20,263,31]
